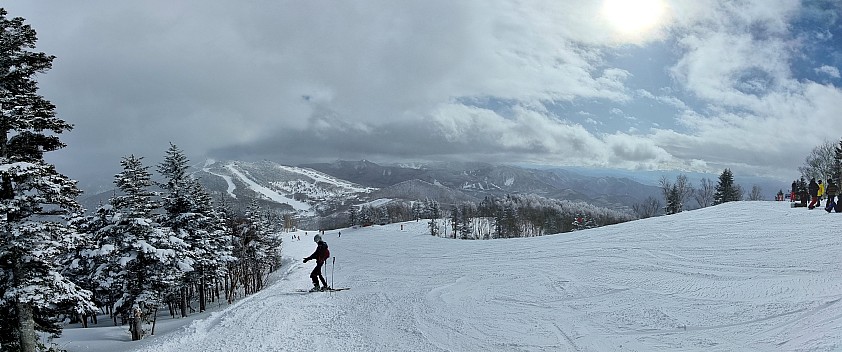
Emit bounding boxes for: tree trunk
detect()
[199,275,207,312]
[179,287,188,318]
[16,302,37,352]
[151,307,158,336]
[130,307,143,341]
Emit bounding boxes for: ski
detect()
[295,287,350,293]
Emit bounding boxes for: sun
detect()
[601,0,668,41]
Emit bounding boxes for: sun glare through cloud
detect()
[601,0,669,42]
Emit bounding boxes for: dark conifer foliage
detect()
[713,168,742,205]
[0,8,95,351]
[100,155,187,340]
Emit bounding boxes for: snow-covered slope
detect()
[61,202,842,351]
[196,160,376,214]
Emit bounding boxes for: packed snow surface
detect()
[62,202,841,351]
[201,167,237,199]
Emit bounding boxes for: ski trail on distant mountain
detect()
[202,167,237,199]
[224,163,311,211]
[274,164,374,193]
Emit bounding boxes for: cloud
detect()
[3,0,841,185]
[816,65,841,78]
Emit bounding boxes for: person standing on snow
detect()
[303,234,330,291]
[791,180,797,202]
[817,179,825,207]
[825,179,838,212]
[808,178,820,209]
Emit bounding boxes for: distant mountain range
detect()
[78,159,668,217]
[77,159,791,220]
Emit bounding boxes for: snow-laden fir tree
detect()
[156,143,228,316]
[0,9,95,351]
[186,179,234,312]
[99,155,191,340]
[70,203,121,321]
[234,200,282,294]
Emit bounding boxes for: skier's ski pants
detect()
[311,262,327,287]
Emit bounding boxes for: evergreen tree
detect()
[187,179,234,312]
[0,9,95,351]
[348,206,358,226]
[156,143,195,317]
[458,203,474,239]
[664,185,682,215]
[713,168,741,205]
[100,155,188,340]
[428,217,439,236]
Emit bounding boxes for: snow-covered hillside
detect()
[197,160,375,214]
[58,202,842,351]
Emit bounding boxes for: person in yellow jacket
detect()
[818,179,825,207]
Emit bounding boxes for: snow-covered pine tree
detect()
[156,143,204,317]
[234,200,282,294]
[65,203,121,326]
[102,155,190,340]
[0,9,95,351]
[187,179,234,312]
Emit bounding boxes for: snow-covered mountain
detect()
[194,160,375,215]
[55,201,842,351]
[302,160,662,211]
[78,159,661,219]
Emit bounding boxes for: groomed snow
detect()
[202,167,237,199]
[58,201,842,351]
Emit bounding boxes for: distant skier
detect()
[817,180,824,207]
[808,178,819,209]
[303,234,330,291]
[825,179,838,213]
[790,180,797,202]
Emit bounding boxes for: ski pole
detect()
[332,257,336,290]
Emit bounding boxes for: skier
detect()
[808,178,819,209]
[791,180,797,202]
[825,179,838,213]
[303,234,330,291]
[817,180,825,207]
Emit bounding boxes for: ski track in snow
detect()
[64,202,842,351]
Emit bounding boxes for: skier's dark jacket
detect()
[809,180,819,197]
[826,182,838,196]
[305,241,329,265]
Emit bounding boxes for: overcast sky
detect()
[5,1,842,185]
